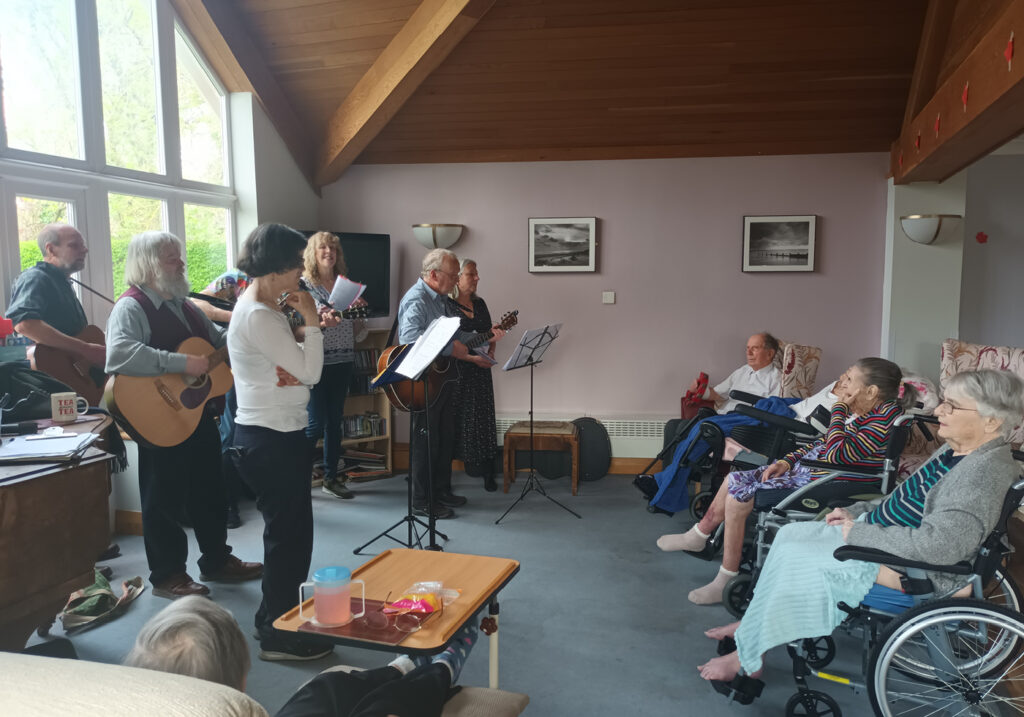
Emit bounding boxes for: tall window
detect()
[0,0,84,159]
[0,0,235,313]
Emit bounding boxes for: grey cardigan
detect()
[845,437,1020,596]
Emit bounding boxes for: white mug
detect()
[50,392,89,423]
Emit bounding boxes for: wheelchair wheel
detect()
[784,690,841,717]
[801,636,837,669]
[868,598,1024,717]
[723,573,753,619]
[984,567,1022,613]
[690,490,713,521]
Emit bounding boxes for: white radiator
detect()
[495,415,670,458]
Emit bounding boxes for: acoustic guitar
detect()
[378,311,519,412]
[27,325,107,405]
[104,337,232,448]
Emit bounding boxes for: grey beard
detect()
[156,272,191,299]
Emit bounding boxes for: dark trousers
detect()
[410,387,455,506]
[306,361,353,479]
[137,413,231,585]
[233,423,314,635]
[275,664,451,717]
[218,387,245,506]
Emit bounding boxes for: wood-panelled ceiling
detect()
[231,0,928,169]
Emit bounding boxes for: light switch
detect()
[602,291,616,304]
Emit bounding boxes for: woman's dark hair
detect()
[855,357,919,411]
[236,223,307,278]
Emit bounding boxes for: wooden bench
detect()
[502,420,580,496]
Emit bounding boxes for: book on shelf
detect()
[344,467,390,480]
[343,448,385,461]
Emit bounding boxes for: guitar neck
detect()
[465,329,496,350]
[207,345,231,370]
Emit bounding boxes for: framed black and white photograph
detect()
[528,217,597,272]
[742,215,817,272]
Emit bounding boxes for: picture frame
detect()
[528,217,597,272]
[742,215,817,272]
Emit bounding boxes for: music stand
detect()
[496,323,581,524]
[354,319,458,554]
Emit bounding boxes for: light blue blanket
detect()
[734,521,879,673]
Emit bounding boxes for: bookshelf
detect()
[342,327,392,479]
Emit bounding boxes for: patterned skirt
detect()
[726,443,825,502]
[453,363,497,467]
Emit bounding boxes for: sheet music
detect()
[396,316,462,379]
[327,276,367,310]
[503,323,561,371]
[0,432,98,462]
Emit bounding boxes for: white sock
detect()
[688,567,739,605]
[656,525,711,552]
[387,655,417,675]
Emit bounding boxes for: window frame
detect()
[0,0,236,321]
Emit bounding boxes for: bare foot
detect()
[698,651,741,681]
[704,622,741,641]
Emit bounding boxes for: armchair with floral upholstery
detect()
[940,338,1024,446]
[776,339,822,399]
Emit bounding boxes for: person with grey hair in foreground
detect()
[696,368,1024,689]
[106,231,262,600]
[125,596,479,717]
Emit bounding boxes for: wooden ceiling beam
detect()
[170,0,318,192]
[901,0,956,129]
[891,0,1024,183]
[313,0,497,187]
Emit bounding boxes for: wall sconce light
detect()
[412,224,464,250]
[899,214,962,245]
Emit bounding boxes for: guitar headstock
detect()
[341,306,368,320]
[496,310,519,331]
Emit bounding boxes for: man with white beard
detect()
[106,231,262,599]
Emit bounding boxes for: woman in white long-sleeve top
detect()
[228,223,333,662]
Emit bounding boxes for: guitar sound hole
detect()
[184,374,209,389]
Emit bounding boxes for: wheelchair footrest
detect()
[710,674,765,705]
[716,636,736,656]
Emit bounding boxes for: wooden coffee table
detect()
[503,420,580,495]
[273,549,520,688]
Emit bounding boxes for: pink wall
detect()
[320,153,889,421]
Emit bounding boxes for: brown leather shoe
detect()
[152,573,210,599]
[200,554,263,582]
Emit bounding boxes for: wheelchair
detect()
[719,412,924,618]
[716,471,1024,716]
[638,390,820,520]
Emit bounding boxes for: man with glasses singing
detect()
[396,248,504,519]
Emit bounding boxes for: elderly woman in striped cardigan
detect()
[664,358,918,606]
[698,368,1024,685]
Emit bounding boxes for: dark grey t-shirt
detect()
[6,262,88,336]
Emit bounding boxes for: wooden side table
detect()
[503,420,580,496]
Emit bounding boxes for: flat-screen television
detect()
[302,231,390,318]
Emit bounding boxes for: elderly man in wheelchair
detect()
[695,369,1024,717]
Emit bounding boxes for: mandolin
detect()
[378,310,518,412]
[104,337,232,448]
[27,325,107,405]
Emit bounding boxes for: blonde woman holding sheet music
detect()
[300,231,367,500]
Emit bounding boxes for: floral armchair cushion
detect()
[940,338,1024,446]
[775,340,822,399]
[897,371,941,480]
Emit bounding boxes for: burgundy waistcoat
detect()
[121,286,209,349]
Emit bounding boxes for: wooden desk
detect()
[0,448,113,650]
[503,420,580,495]
[274,549,520,687]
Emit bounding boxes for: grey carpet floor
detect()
[28,472,872,716]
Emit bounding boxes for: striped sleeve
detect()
[819,401,901,467]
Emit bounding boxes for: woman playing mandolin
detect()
[449,259,502,492]
[228,223,335,662]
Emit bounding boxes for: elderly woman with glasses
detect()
[697,369,1024,688]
